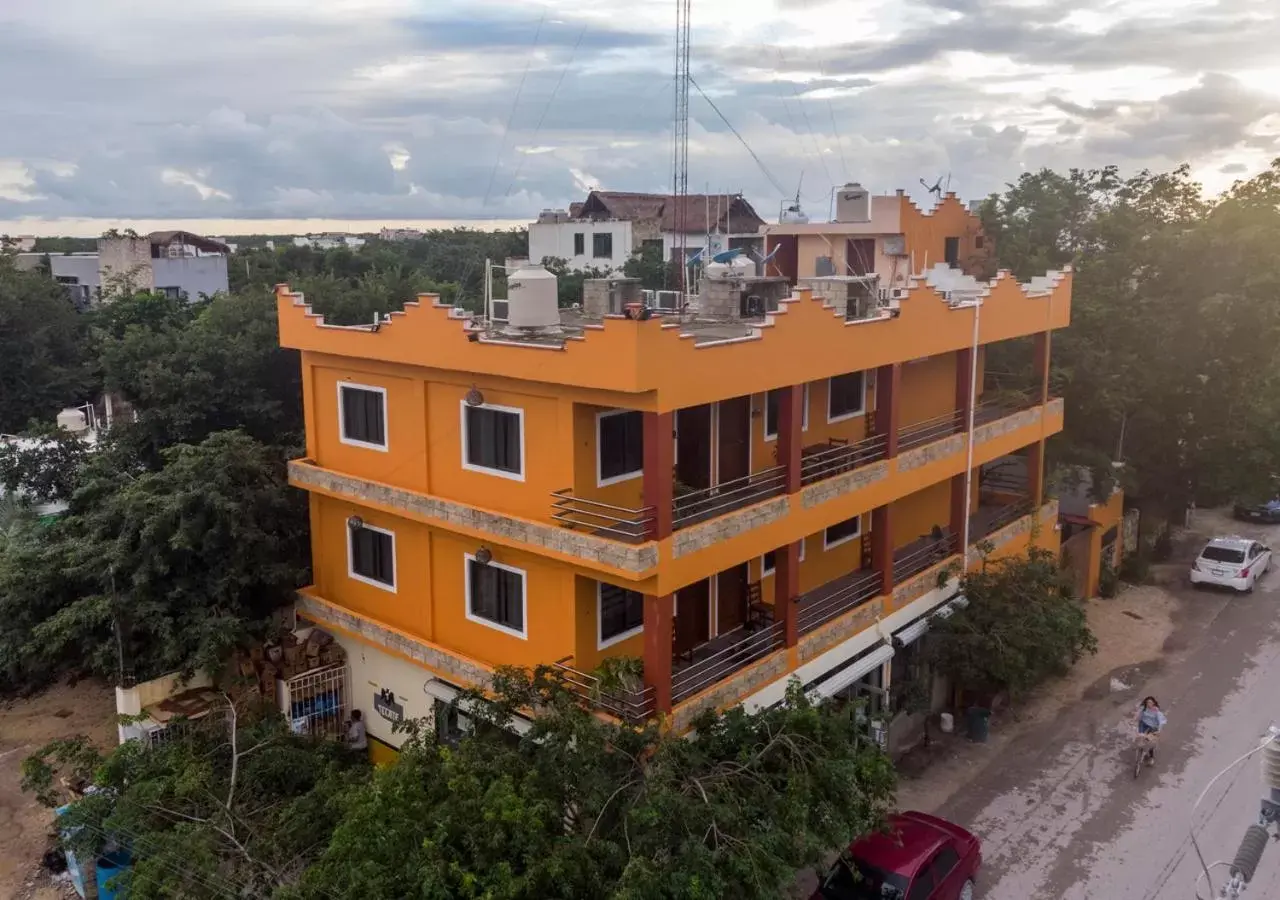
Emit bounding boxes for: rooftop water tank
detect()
[703,257,753,279]
[56,407,88,435]
[834,182,872,223]
[506,265,560,328]
[779,203,810,225]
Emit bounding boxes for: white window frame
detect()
[761,539,806,578]
[596,582,645,650]
[824,515,863,551]
[337,382,389,452]
[827,371,867,425]
[464,553,528,639]
[596,409,644,488]
[460,400,526,482]
[763,384,810,441]
[346,521,397,593]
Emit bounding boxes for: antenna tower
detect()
[670,0,691,291]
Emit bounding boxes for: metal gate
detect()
[281,664,351,740]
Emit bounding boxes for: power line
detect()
[775,47,834,190]
[688,74,788,197]
[482,8,548,207]
[504,25,588,198]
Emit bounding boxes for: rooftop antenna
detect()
[920,176,944,203]
[670,0,692,293]
[779,169,810,225]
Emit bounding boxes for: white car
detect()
[1189,536,1271,593]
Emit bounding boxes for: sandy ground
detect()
[0,681,117,900]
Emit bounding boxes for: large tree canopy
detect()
[26,670,896,900]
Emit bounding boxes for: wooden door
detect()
[846,238,875,276]
[676,405,712,491]
[716,564,749,635]
[674,579,711,655]
[717,396,751,485]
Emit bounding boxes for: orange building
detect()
[277,191,1069,756]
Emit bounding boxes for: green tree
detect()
[0,255,94,432]
[926,548,1096,701]
[0,423,93,503]
[1,431,307,688]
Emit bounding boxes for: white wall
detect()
[528,220,632,271]
[332,630,437,752]
[152,256,230,299]
[49,254,102,289]
[662,231,764,263]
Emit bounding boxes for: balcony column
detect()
[955,347,975,427]
[643,411,674,540]
[875,364,901,457]
[777,541,801,647]
[643,593,674,715]
[1027,442,1046,508]
[871,505,893,596]
[777,385,804,493]
[1033,331,1051,405]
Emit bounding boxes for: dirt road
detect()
[930,512,1280,898]
[0,681,117,899]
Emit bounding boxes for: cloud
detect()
[0,0,1278,226]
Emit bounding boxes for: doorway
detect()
[717,396,751,485]
[674,579,711,656]
[715,564,750,635]
[846,238,876,276]
[676,406,712,492]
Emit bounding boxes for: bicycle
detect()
[1133,730,1159,779]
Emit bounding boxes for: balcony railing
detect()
[970,498,1033,542]
[800,434,889,486]
[898,409,964,452]
[672,620,786,704]
[893,533,960,583]
[975,388,1038,424]
[551,489,654,541]
[673,466,788,530]
[796,568,883,635]
[553,658,655,724]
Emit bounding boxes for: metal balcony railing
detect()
[551,490,654,541]
[897,409,964,451]
[671,620,786,704]
[553,658,655,724]
[893,533,960,583]
[672,466,788,530]
[800,434,889,486]
[795,568,883,636]
[970,499,1033,542]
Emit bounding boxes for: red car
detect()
[813,811,982,900]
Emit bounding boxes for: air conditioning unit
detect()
[490,299,509,322]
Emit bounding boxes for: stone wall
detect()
[798,596,884,662]
[290,460,659,573]
[801,460,890,509]
[974,406,1041,446]
[671,649,791,732]
[672,495,789,557]
[296,592,493,689]
[897,434,965,473]
[892,564,951,608]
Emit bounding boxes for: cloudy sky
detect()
[2,0,1279,234]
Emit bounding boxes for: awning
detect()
[424,678,533,735]
[893,594,970,647]
[809,644,895,699]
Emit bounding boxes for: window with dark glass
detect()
[825,515,861,547]
[340,385,387,447]
[599,583,644,644]
[468,559,525,633]
[592,232,613,258]
[944,236,960,267]
[763,549,777,575]
[464,405,522,476]
[599,410,642,483]
[573,232,585,256]
[350,526,394,587]
[828,372,866,421]
[765,386,807,438]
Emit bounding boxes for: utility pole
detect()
[669,0,691,293]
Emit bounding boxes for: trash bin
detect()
[95,850,132,900]
[966,706,991,743]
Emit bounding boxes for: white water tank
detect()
[506,265,560,328]
[779,203,810,225]
[835,182,872,223]
[56,407,88,434]
[704,257,753,279]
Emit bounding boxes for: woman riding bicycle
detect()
[1136,696,1167,764]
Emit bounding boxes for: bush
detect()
[1098,558,1120,597]
[1119,551,1152,584]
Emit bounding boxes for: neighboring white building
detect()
[293,233,367,250]
[15,231,229,306]
[527,191,767,273]
[378,227,424,242]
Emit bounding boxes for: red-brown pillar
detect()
[875,364,901,457]
[950,473,968,540]
[1033,332,1051,405]
[643,593,674,714]
[777,541,801,646]
[643,411,674,540]
[776,385,804,493]
[871,505,893,595]
[955,347,975,425]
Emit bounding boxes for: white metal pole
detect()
[960,300,981,563]
[485,257,492,323]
